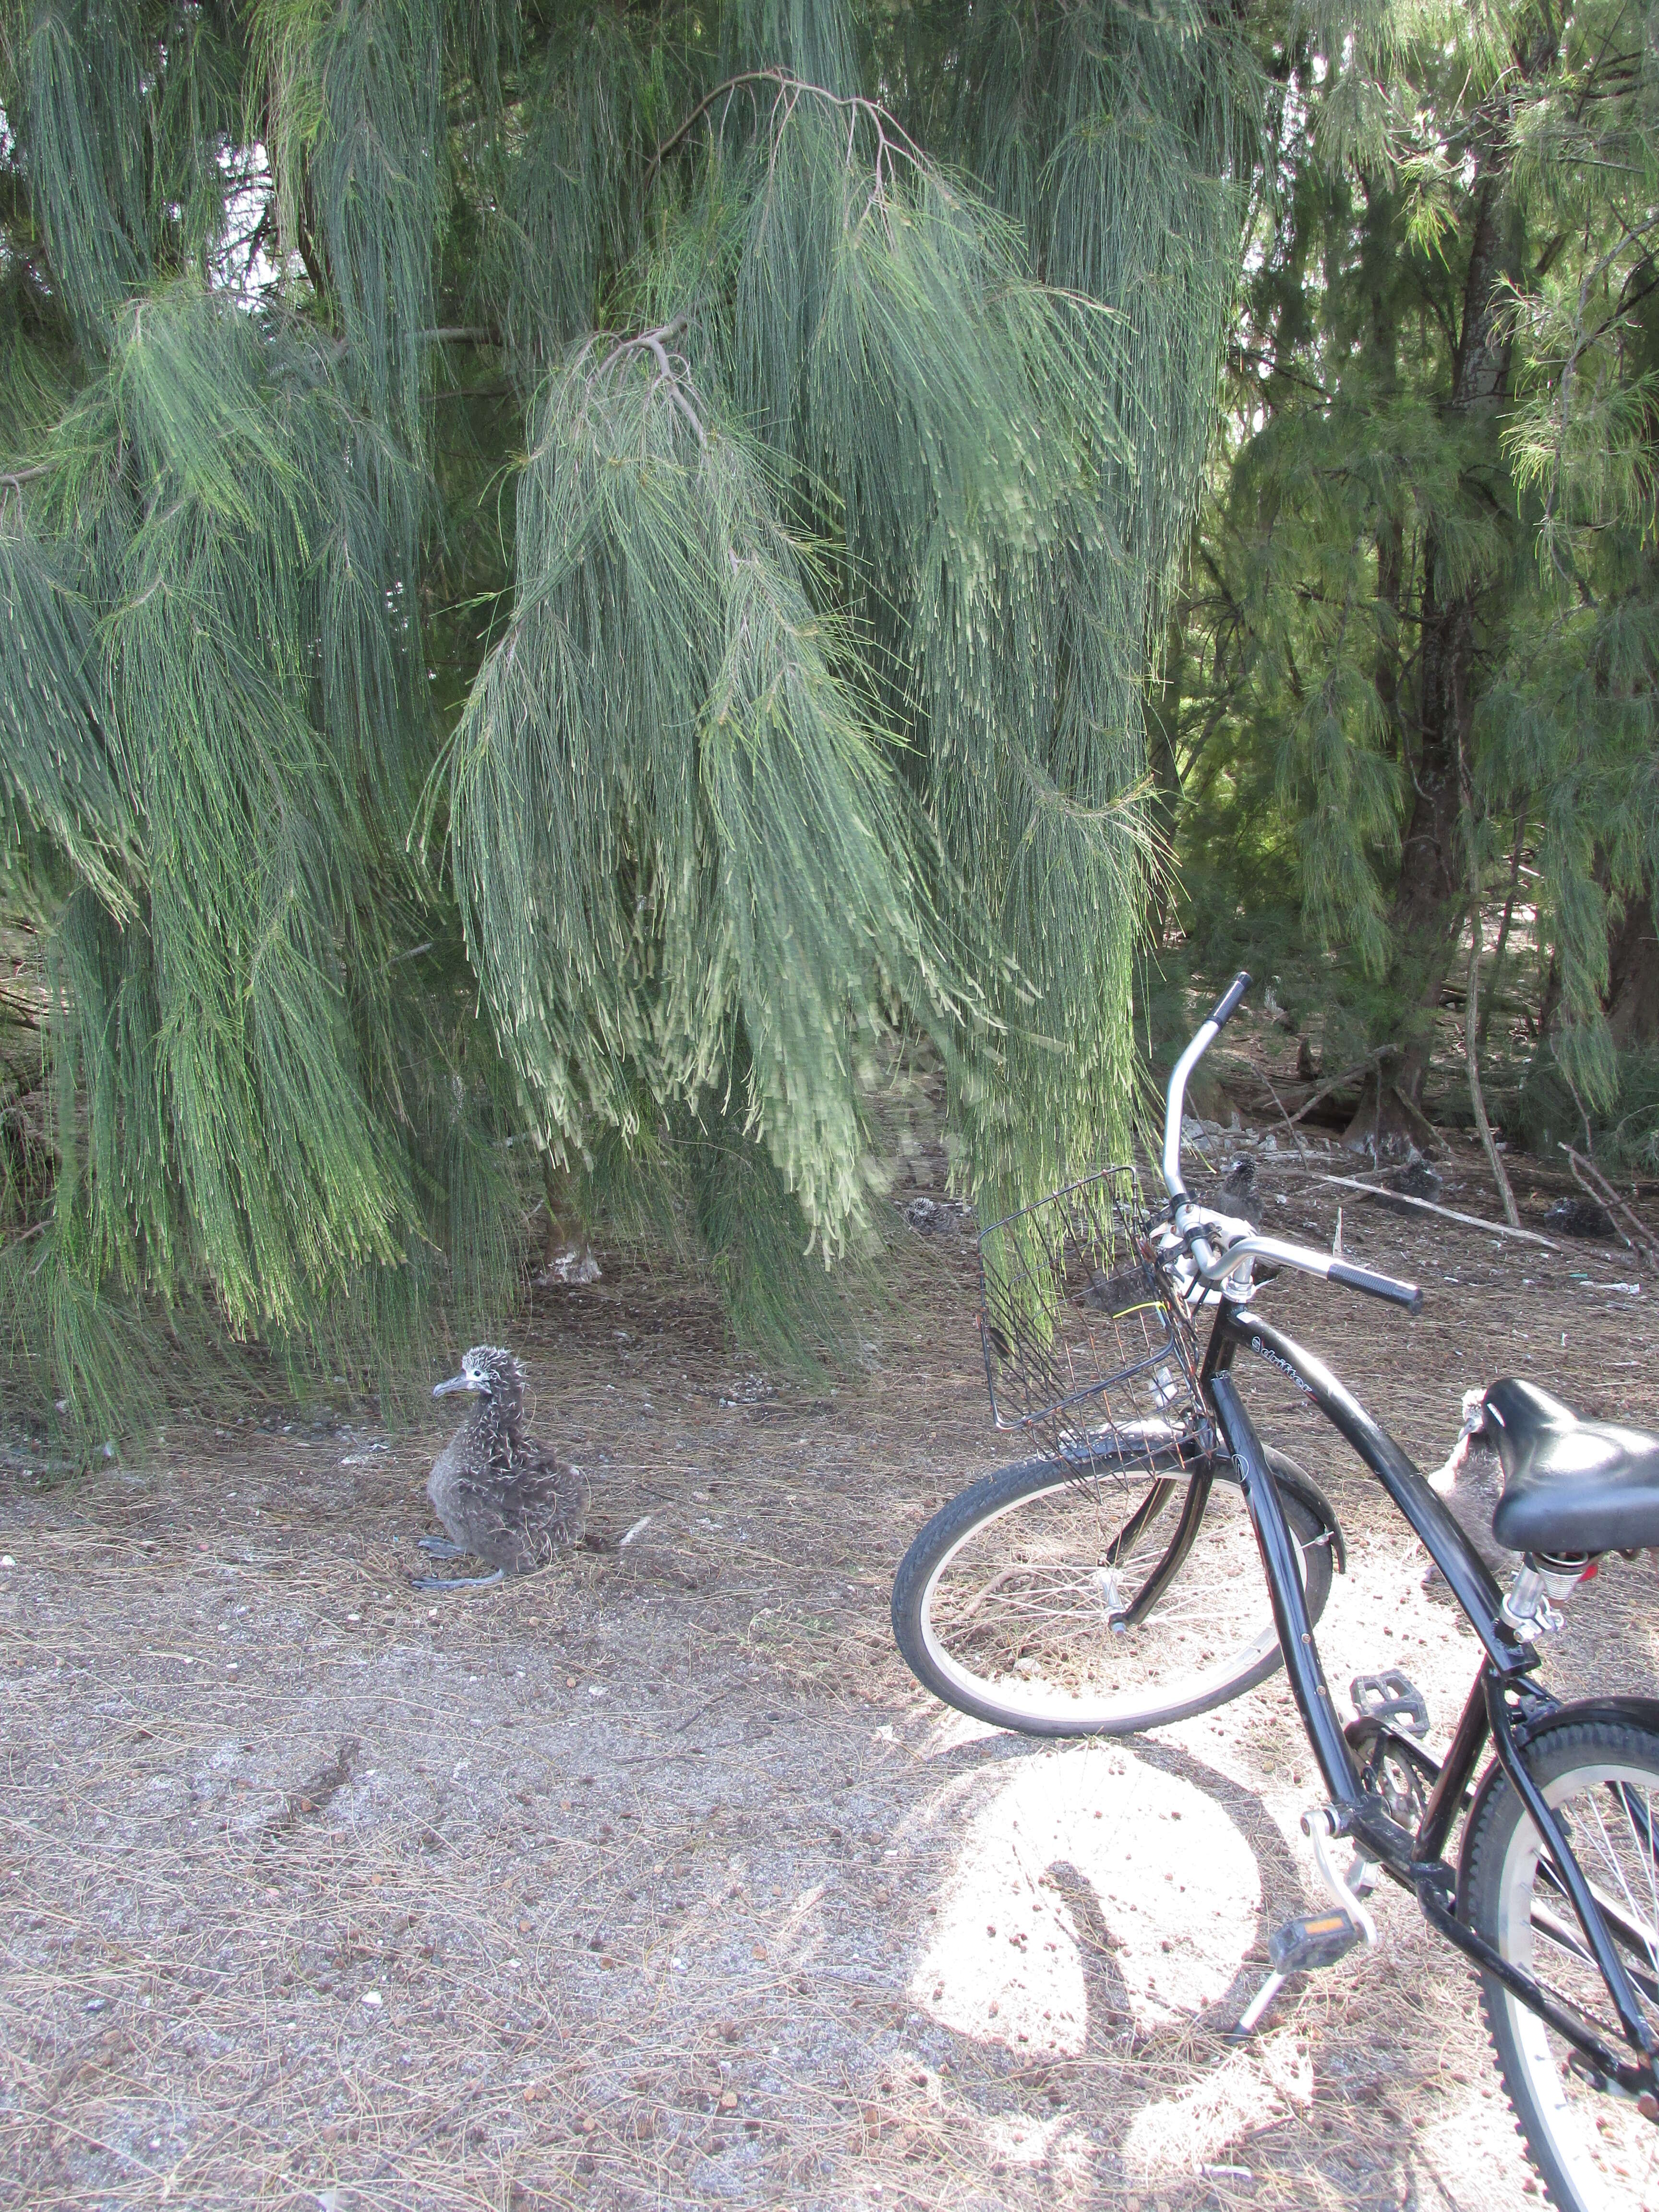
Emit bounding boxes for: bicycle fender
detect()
[1509,1693,1659,1748]
[1455,1695,1659,1915]
[1269,1459,1347,1575]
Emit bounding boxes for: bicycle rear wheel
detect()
[890,1446,1334,1736]
[1459,1711,1659,2212]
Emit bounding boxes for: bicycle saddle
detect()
[1480,1377,1659,1554]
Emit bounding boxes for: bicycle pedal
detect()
[1350,1669,1430,1739]
[1267,1908,1364,1975]
[1227,1909,1364,2042]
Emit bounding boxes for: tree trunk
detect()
[1605,888,1659,1048]
[1378,32,1556,1114]
[1477,819,1527,1055]
[1387,170,1517,1104]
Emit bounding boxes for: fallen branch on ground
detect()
[1315,1174,1557,1250]
[260,1736,361,1846]
[1287,1051,1387,1126]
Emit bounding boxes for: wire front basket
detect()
[977,1167,1209,1471]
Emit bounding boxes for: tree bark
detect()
[1388,163,1516,1104]
[1605,886,1659,1048]
[1378,28,1558,1114]
[1477,819,1527,1055]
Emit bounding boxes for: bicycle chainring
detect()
[1346,1718,1437,1828]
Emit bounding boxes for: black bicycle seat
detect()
[1481,1377,1659,1554]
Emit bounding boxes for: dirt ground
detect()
[4,1127,1658,2212]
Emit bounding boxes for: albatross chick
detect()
[413,1345,588,1591]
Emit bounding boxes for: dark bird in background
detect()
[1543,1194,1615,1239]
[1371,1154,1444,1214]
[1221,1156,1262,1227]
[413,1345,589,1591]
[1384,1155,1443,1203]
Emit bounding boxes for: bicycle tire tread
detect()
[1460,1711,1659,2212]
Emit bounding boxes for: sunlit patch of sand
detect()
[1120,2028,1309,2181]
[910,1740,1261,2054]
[983,2108,1094,2176]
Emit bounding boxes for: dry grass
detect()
[2,1128,1657,2211]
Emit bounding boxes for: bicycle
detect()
[891,973,1659,2211]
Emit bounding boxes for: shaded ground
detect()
[3,1131,1658,2211]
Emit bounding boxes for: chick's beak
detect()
[433,1371,484,1397]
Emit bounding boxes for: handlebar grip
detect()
[1207,972,1252,1030]
[1328,1259,1423,1313]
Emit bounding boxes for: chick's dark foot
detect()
[409,1569,505,1591]
[417,1536,468,1560]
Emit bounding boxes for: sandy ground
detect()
[3,1130,1658,2212]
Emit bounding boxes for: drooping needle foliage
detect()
[1169,0,1659,1159]
[0,0,1253,1430]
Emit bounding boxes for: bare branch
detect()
[1317,1173,1557,1249]
[590,316,707,444]
[647,69,926,195]
[1287,1050,1388,1126]
[1561,1144,1659,1268]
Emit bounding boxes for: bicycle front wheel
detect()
[890,1447,1334,1736]
[1459,1711,1659,2212]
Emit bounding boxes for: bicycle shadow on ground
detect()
[897,1719,1436,2196]
[905,1721,1312,2029]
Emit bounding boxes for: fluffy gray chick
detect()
[414,1345,589,1591]
[1422,1386,1516,1589]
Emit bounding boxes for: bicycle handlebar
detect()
[1206,972,1252,1030]
[1329,1257,1423,1311]
[1162,970,1251,1199]
[1161,973,1424,1313]
[1193,1232,1423,1314]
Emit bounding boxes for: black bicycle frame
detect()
[1196,1296,1659,2094]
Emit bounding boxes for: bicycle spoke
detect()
[903,1462,1320,1728]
